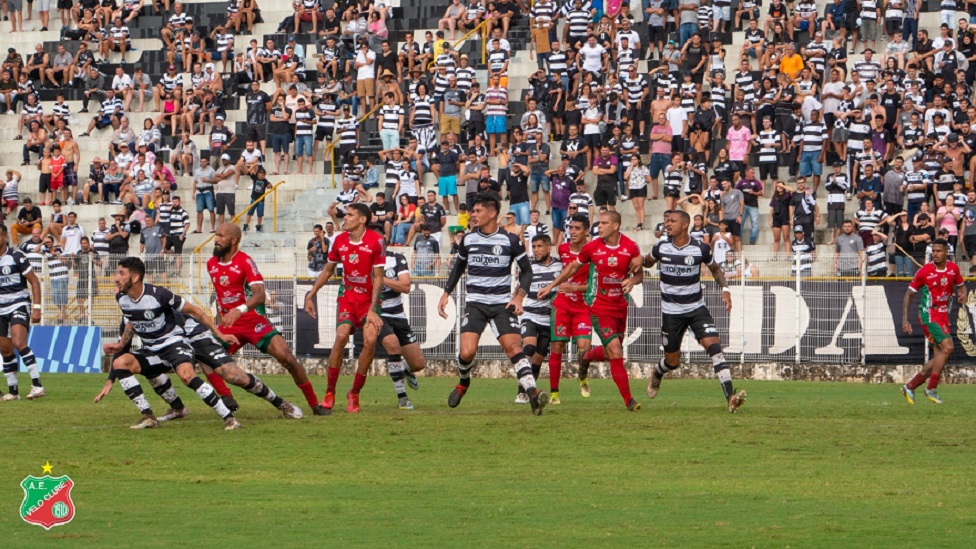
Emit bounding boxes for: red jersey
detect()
[575,234,642,305]
[207,251,267,316]
[50,155,66,182]
[554,242,592,308]
[909,261,964,318]
[328,230,386,297]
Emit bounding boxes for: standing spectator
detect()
[853,198,886,247]
[505,163,532,225]
[42,236,69,323]
[107,210,132,263]
[790,226,817,276]
[1,169,21,217]
[720,179,745,251]
[74,237,99,322]
[592,145,618,213]
[213,154,237,225]
[163,195,190,255]
[769,182,793,260]
[548,162,573,241]
[824,162,849,245]
[60,212,85,255]
[834,220,865,276]
[353,39,376,113]
[139,214,165,282]
[243,169,271,233]
[789,178,819,238]
[679,0,702,45]
[432,140,460,214]
[90,217,111,260]
[735,167,763,245]
[307,224,328,278]
[411,226,440,276]
[962,189,976,268]
[725,114,752,178]
[908,213,935,267]
[648,113,672,200]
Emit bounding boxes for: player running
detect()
[209,223,330,415]
[642,211,747,413]
[515,234,563,404]
[540,211,644,411]
[437,194,549,415]
[547,213,595,398]
[104,257,242,430]
[304,203,386,413]
[0,224,46,402]
[901,239,967,405]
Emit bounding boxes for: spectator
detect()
[853,198,886,247]
[369,191,395,242]
[432,140,460,213]
[736,167,764,245]
[74,237,99,322]
[789,177,819,238]
[42,236,68,323]
[307,224,328,278]
[243,169,270,233]
[12,198,42,240]
[834,220,865,276]
[60,212,85,256]
[1,169,21,217]
[790,225,816,276]
[720,179,745,251]
[91,217,111,259]
[213,153,237,225]
[392,194,417,246]
[411,226,440,276]
[139,214,165,282]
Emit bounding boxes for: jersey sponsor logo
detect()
[177,347,193,357]
[469,255,502,266]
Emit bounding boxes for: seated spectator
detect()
[1,169,21,217]
[392,194,417,245]
[12,198,43,240]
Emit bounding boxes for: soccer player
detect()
[437,194,549,415]
[103,257,242,430]
[304,203,386,413]
[540,210,644,411]
[547,213,594,398]
[641,211,747,413]
[0,224,45,402]
[209,223,329,415]
[375,227,425,410]
[515,234,563,404]
[901,239,967,405]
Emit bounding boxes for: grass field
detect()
[1,374,976,547]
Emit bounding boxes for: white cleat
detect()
[278,401,304,419]
[158,407,189,421]
[1,393,20,401]
[130,414,160,429]
[25,386,46,400]
[514,393,530,404]
[224,417,243,430]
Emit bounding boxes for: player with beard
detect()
[514,234,563,404]
[209,223,330,415]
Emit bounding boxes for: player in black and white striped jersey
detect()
[438,194,549,414]
[0,224,45,402]
[102,257,243,430]
[642,211,746,413]
[514,234,562,404]
[375,241,425,410]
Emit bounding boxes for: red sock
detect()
[609,358,632,403]
[549,353,562,392]
[297,381,319,409]
[927,373,941,391]
[906,373,927,390]
[206,372,232,397]
[327,367,341,393]
[587,346,606,363]
[352,373,367,393]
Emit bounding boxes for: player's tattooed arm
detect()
[538,260,584,299]
[118,323,135,347]
[182,302,240,348]
[707,261,733,312]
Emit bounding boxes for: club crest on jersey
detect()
[492,245,503,255]
[143,310,155,320]
[608,257,618,267]
[349,253,359,264]
[20,463,75,530]
[556,326,568,336]
[219,276,229,286]
[684,256,696,266]
[1,266,11,275]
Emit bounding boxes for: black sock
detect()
[148,374,185,410]
[654,357,679,380]
[187,377,233,419]
[715,364,734,400]
[115,370,153,414]
[3,354,18,395]
[531,362,541,380]
[458,357,473,388]
[21,347,41,387]
[244,373,284,407]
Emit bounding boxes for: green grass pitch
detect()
[1,374,976,547]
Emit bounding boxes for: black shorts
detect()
[76,277,98,298]
[661,306,719,353]
[130,342,195,374]
[38,173,51,194]
[583,133,601,151]
[315,124,334,142]
[520,319,551,357]
[0,305,30,338]
[190,333,235,369]
[594,184,616,207]
[662,185,681,198]
[460,301,520,338]
[245,124,267,143]
[759,162,778,180]
[724,219,741,236]
[378,315,418,347]
[629,186,647,198]
[164,234,184,253]
[649,25,667,44]
[145,256,167,274]
[885,19,902,36]
[215,193,236,216]
[965,235,976,257]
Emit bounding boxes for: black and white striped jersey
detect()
[0,247,33,315]
[796,121,827,153]
[866,241,887,276]
[650,239,714,315]
[42,246,68,280]
[380,104,404,131]
[116,284,189,352]
[458,230,528,305]
[18,240,44,275]
[337,117,358,146]
[521,258,561,325]
[757,129,780,163]
[411,96,434,127]
[380,251,410,320]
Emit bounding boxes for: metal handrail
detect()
[426,18,491,71]
[190,180,286,255]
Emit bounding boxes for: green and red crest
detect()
[20,472,75,530]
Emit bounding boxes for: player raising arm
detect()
[901,239,967,405]
[641,210,747,413]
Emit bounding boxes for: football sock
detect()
[115,370,152,414]
[458,356,473,388]
[387,356,407,399]
[654,357,679,380]
[244,373,284,407]
[609,358,632,403]
[187,377,232,419]
[147,374,185,409]
[906,373,927,391]
[549,352,562,392]
[327,366,341,393]
[513,353,537,391]
[531,362,541,380]
[20,347,41,387]
[2,354,18,396]
[587,346,606,363]
[297,381,319,408]
[927,373,941,391]
[352,373,367,394]
[206,372,233,397]
[707,344,735,400]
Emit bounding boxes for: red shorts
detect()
[920,312,952,345]
[221,310,279,354]
[336,294,374,330]
[50,177,64,191]
[589,299,628,345]
[551,298,592,343]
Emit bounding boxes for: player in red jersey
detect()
[304,203,386,413]
[901,239,967,405]
[540,210,644,411]
[549,213,595,398]
[209,223,330,416]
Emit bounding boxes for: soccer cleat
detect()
[398,396,414,410]
[901,385,916,405]
[448,385,467,408]
[158,407,189,421]
[278,401,304,419]
[404,368,419,390]
[579,378,591,398]
[322,391,336,410]
[514,392,530,404]
[25,386,46,400]
[221,395,240,412]
[529,389,549,416]
[312,404,332,416]
[647,375,662,399]
[130,414,160,429]
[224,417,243,430]
[728,390,747,413]
[549,391,561,405]
[626,398,641,411]
[1,393,20,401]
[346,390,360,413]
[925,389,943,405]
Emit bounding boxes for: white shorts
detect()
[38,0,51,10]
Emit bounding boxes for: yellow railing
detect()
[328,104,380,188]
[427,19,491,71]
[190,180,286,255]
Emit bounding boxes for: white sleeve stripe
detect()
[249,280,265,285]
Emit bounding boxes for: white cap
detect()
[220,153,231,161]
